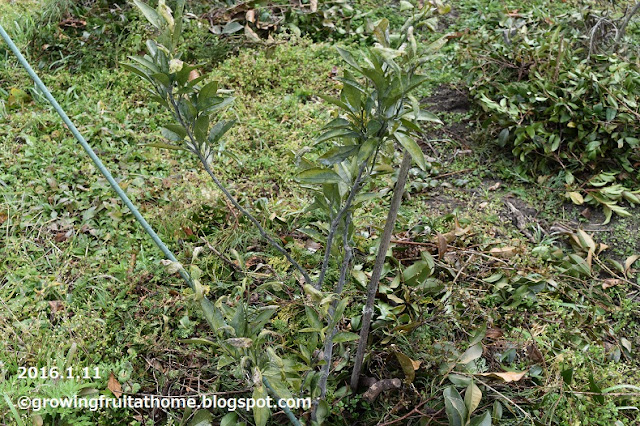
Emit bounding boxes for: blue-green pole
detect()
[0,23,195,290]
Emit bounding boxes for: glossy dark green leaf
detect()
[395,132,426,170]
[194,114,210,143]
[198,81,219,108]
[133,0,162,29]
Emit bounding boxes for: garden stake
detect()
[351,151,412,390]
[0,23,197,291]
[0,23,303,426]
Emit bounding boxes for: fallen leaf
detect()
[567,191,584,205]
[485,328,504,339]
[304,240,322,253]
[54,230,73,242]
[310,0,318,12]
[624,254,639,275]
[108,372,123,398]
[244,24,261,42]
[489,246,517,258]
[394,351,420,383]
[0,212,7,225]
[48,300,64,314]
[526,343,544,363]
[602,278,622,289]
[245,9,256,23]
[477,371,526,382]
[488,182,501,191]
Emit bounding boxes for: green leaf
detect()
[425,34,450,53]
[318,145,359,166]
[336,47,363,72]
[444,386,468,426]
[327,298,349,331]
[180,337,216,346]
[464,382,482,417]
[151,72,171,87]
[605,107,617,121]
[395,132,426,170]
[198,81,219,107]
[252,385,270,426]
[459,344,483,364]
[194,114,210,143]
[201,96,234,114]
[160,125,186,141]
[316,128,360,144]
[120,63,153,83]
[470,411,492,426]
[297,168,343,184]
[209,120,235,144]
[372,18,390,47]
[589,375,605,404]
[317,93,354,114]
[219,412,238,426]
[332,331,360,343]
[315,399,330,424]
[133,0,162,29]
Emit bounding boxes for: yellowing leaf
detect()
[477,371,526,382]
[394,351,421,384]
[464,382,482,415]
[567,191,584,205]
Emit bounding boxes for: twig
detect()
[167,91,312,286]
[475,378,534,424]
[377,401,438,426]
[200,237,243,272]
[315,160,370,290]
[616,2,640,45]
[313,212,353,419]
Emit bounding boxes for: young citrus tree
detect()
[125,0,446,423]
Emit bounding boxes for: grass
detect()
[1,0,640,425]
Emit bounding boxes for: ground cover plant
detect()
[1,0,640,425]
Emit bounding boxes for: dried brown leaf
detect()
[477,371,526,382]
[489,246,517,258]
[108,372,123,398]
[602,278,622,289]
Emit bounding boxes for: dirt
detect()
[422,85,471,114]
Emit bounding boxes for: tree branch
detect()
[167,91,313,285]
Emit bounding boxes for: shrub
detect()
[461,10,640,220]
